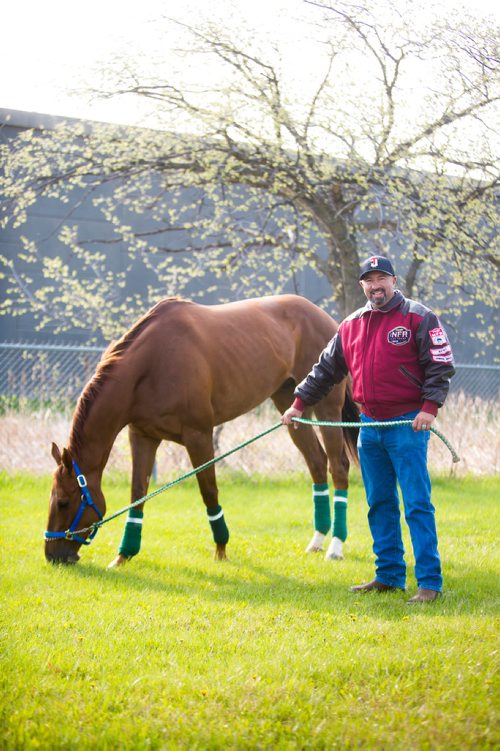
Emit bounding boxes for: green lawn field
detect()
[1,470,498,750]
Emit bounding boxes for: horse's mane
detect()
[69,297,184,454]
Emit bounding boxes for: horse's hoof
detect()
[107,554,129,569]
[325,537,344,561]
[305,531,326,553]
[214,545,227,561]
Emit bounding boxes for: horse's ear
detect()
[51,443,72,472]
[61,448,73,472]
[51,443,62,465]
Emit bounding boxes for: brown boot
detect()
[350,579,404,593]
[407,588,442,604]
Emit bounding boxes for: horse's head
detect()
[45,443,106,564]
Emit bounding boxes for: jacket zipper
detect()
[361,311,374,406]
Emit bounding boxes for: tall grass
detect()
[1,470,498,750]
[0,393,498,476]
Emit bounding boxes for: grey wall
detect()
[0,108,497,362]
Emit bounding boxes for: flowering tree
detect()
[1,0,498,347]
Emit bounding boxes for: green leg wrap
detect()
[313,483,331,534]
[333,489,348,542]
[207,505,229,545]
[118,507,144,558]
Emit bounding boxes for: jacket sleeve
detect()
[294,330,349,406]
[416,312,455,408]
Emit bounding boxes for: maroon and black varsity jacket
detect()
[293,290,455,420]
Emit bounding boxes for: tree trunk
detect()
[404,254,424,299]
[303,187,365,318]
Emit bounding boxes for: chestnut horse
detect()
[45,295,358,566]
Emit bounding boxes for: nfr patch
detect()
[387,326,411,346]
[429,326,448,346]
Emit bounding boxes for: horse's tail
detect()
[342,380,360,464]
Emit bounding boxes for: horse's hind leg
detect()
[271,386,331,554]
[108,428,160,569]
[182,426,229,561]
[315,384,351,560]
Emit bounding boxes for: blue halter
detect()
[44,460,103,545]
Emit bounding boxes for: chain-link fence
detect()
[0,342,103,406]
[1,341,499,405]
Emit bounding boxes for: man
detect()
[282,255,455,604]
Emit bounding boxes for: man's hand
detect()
[281,406,303,429]
[412,411,435,432]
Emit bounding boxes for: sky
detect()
[1,0,498,127]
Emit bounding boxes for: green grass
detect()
[1,470,499,750]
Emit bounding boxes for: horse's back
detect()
[152,294,337,379]
[127,295,339,428]
[151,294,337,345]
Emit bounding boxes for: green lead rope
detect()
[293,417,460,464]
[68,417,460,540]
[72,422,284,540]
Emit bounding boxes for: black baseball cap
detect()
[359,255,396,280]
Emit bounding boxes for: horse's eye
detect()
[57,499,70,509]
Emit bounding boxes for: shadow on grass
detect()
[66,551,499,622]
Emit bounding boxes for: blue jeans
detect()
[357,411,442,591]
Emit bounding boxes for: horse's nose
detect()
[46,551,81,564]
[45,542,80,564]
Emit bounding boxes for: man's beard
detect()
[370,289,388,306]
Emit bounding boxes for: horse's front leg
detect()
[108,428,160,569]
[182,426,229,560]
